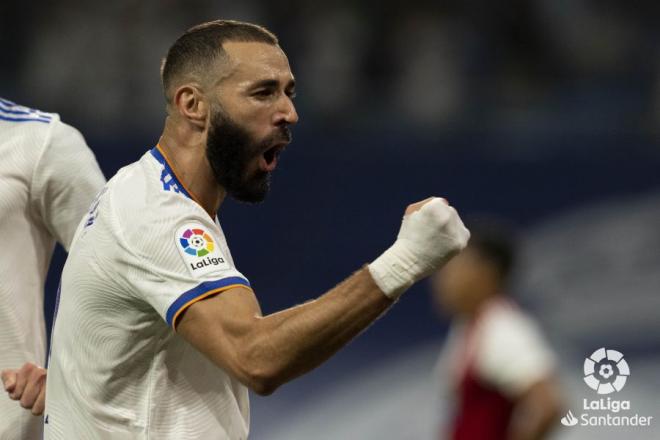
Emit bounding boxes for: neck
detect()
[158,117,225,218]
[463,292,499,321]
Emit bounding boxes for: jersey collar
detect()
[150,144,199,202]
[150,144,219,221]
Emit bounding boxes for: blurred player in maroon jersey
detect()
[432,224,563,440]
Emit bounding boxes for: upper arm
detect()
[176,285,263,385]
[113,213,261,384]
[107,176,253,327]
[31,120,106,249]
[506,375,563,440]
[118,213,252,331]
[516,376,562,412]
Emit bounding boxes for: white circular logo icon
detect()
[583,348,630,394]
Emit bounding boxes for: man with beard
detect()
[41,20,470,439]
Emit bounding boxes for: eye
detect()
[253,89,273,99]
[286,90,297,100]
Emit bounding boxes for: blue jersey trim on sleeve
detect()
[165,276,251,328]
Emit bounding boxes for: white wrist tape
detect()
[368,198,470,299]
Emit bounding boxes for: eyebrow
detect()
[251,78,296,90]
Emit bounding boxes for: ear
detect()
[173,84,209,129]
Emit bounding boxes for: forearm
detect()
[178,197,469,395]
[244,267,392,392]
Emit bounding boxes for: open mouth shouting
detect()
[259,142,288,172]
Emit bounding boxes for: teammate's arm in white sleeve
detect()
[177,197,470,395]
[30,120,106,250]
[1,120,106,414]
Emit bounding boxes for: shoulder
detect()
[0,98,59,155]
[104,150,215,251]
[46,118,88,154]
[0,98,99,174]
[0,97,57,127]
[477,298,554,362]
[474,298,557,395]
[33,117,104,188]
[481,299,541,342]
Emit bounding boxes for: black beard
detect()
[206,107,289,203]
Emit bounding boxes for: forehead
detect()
[220,41,293,85]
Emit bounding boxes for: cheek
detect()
[242,152,264,177]
[233,106,272,136]
[253,125,275,143]
[242,155,260,173]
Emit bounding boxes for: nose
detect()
[274,95,299,126]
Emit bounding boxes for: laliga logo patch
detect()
[180,228,214,257]
[176,223,230,276]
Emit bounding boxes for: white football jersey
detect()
[0,98,105,440]
[45,145,252,439]
[445,297,556,398]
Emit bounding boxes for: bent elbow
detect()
[237,347,283,396]
[250,378,279,396]
[244,366,282,396]
[234,330,287,396]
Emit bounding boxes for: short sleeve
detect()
[116,209,251,330]
[31,120,106,250]
[475,307,556,398]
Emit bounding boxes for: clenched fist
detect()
[369,197,470,298]
[2,362,47,416]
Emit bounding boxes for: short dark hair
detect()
[161,19,278,103]
[467,221,517,283]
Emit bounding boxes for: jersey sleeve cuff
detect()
[166,276,251,329]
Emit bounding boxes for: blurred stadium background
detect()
[3,1,659,438]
